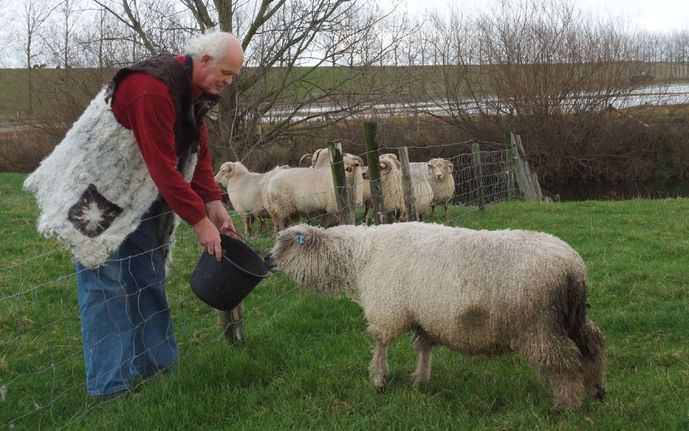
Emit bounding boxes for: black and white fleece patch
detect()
[67,183,123,237]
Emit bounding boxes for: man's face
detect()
[195,46,243,96]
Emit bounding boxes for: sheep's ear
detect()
[379,161,389,173]
[446,161,454,172]
[293,227,313,246]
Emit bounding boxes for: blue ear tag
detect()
[296,233,305,246]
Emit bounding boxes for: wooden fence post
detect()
[328,141,355,225]
[471,142,485,209]
[398,146,418,222]
[504,133,516,201]
[363,122,384,225]
[220,304,244,345]
[514,134,542,201]
[507,132,538,201]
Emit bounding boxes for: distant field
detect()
[2,62,688,119]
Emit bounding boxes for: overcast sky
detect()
[390,0,688,33]
[0,0,687,68]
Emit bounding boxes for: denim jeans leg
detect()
[76,207,178,396]
[124,214,178,377]
[76,259,137,396]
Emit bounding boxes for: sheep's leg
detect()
[369,337,389,389]
[443,200,450,222]
[411,329,433,387]
[258,216,268,234]
[578,319,606,401]
[242,213,252,236]
[517,331,584,410]
[268,209,284,235]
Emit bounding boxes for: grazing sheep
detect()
[411,158,455,220]
[215,161,286,235]
[266,222,606,410]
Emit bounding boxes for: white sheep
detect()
[265,153,363,233]
[215,161,286,235]
[367,155,432,222]
[266,222,606,410]
[411,158,455,220]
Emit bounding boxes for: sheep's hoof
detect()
[593,386,606,401]
[376,386,386,394]
[412,380,429,390]
[371,376,387,392]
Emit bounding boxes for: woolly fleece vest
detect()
[24,55,215,268]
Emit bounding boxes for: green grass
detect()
[2,172,689,430]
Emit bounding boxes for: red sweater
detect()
[111,59,221,225]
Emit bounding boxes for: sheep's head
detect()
[379,153,399,163]
[311,148,330,168]
[343,154,364,177]
[266,224,353,297]
[214,161,235,185]
[378,158,399,176]
[428,158,453,181]
[266,224,322,271]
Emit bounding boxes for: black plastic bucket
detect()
[190,234,269,310]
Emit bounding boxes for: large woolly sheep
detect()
[215,161,287,235]
[411,158,455,220]
[266,222,606,410]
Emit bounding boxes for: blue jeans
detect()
[76,206,178,396]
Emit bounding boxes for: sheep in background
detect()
[265,153,363,233]
[215,161,287,235]
[411,158,455,221]
[266,222,606,411]
[368,155,432,222]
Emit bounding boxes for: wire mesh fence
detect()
[1,139,521,427]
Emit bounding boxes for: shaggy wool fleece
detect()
[268,222,605,410]
[24,87,196,268]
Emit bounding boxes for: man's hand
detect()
[192,217,223,262]
[205,200,238,237]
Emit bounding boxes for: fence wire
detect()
[1,140,520,428]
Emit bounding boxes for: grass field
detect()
[1,172,689,430]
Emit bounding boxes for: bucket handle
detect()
[220,231,270,279]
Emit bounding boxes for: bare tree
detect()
[94,0,410,163]
[20,0,58,114]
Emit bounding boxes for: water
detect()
[264,83,689,122]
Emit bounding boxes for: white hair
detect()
[185,30,241,63]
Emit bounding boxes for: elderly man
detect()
[24,30,244,396]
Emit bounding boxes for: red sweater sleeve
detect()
[191,124,223,203]
[111,73,213,225]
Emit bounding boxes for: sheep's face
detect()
[343,154,363,178]
[266,224,353,297]
[267,224,321,272]
[428,158,453,182]
[214,161,235,184]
